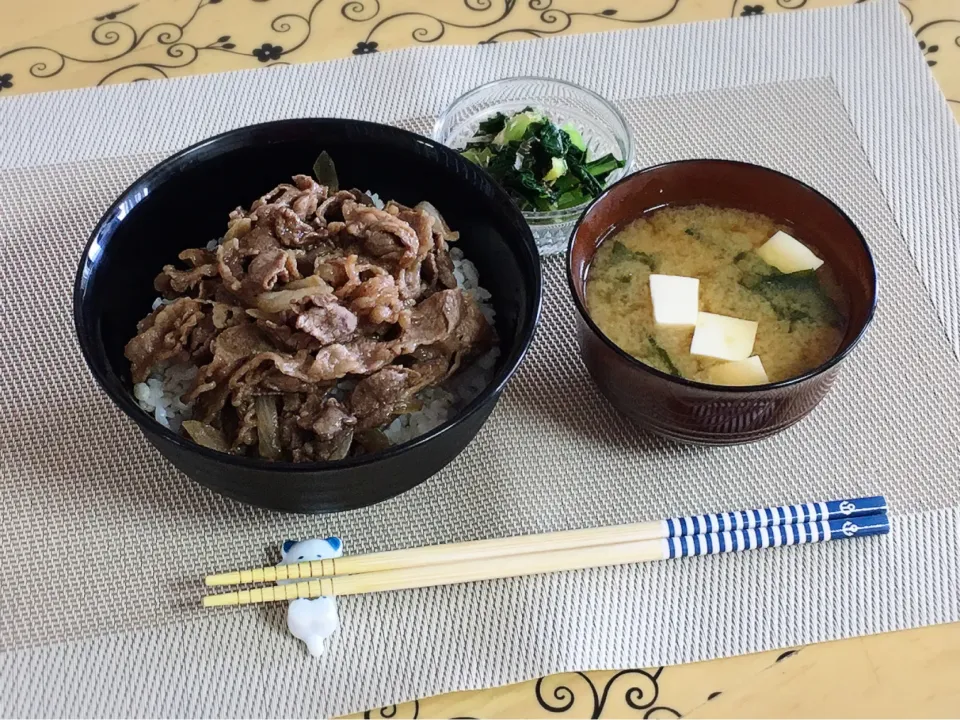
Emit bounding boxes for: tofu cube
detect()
[755,230,825,274]
[704,356,769,386]
[690,312,758,361]
[649,274,699,326]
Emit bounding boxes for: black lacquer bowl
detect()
[74,119,542,514]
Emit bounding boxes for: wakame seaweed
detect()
[737,254,842,328]
[647,336,681,376]
[609,241,658,271]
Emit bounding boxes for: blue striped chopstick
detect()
[663,496,887,537]
[204,510,889,604]
[665,513,890,559]
[203,496,890,604]
[206,495,888,587]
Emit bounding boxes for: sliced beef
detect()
[272,205,318,247]
[350,365,438,430]
[290,174,327,219]
[315,190,361,225]
[421,254,439,288]
[435,292,494,359]
[229,349,314,391]
[153,247,220,296]
[261,371,319,394]
[342,200,419,269]
[331,254,393,301]
[254,283,334,316]
[394,289,461,350]
[434,246,458,289]
[397,263,425,301]
[129,173,498,462]
[396,206,435,260]
[154,264,218,296]
[255,317,321,352]
[223,216,252,242]
[279,393,308,461]
[308,339,398,381]
[409,347,455,384]
[232,396,259,450]
[395,289,493,364]
[124,298,206,383]
[420,246,455,291]
[226,348,320,412]
[251,183,300,212]
[345,274,404,325]
[181,248,216,266]
[294,300,358,344]
[211,303,247,330]
[297,396,356,461]
[245,248,299,293]
[185,324,272,421]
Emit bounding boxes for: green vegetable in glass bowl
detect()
[458,108,625,212]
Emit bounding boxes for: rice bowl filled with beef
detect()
[125,158,499,463]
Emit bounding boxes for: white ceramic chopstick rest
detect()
[278,537,343,657]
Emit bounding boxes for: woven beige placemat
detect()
[3,1,960,716]
[2,76,959,717]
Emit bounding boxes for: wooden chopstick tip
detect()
[205,571,242,587]
[202,592,239,608]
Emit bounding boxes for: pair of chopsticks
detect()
[202,495,889,607]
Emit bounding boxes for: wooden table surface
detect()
[4,1,959,717]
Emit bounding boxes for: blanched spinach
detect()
[458,109,625,212]
[477,113,508,135]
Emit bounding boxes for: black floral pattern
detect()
[341,0,681,48]
[364,699,420,718]
[914,19,960,86]
[94,4,138,22]
[0,0,325,86]
[535,668,681,719]
[0,73,13,91]
[918,39,939,67]
[206,34,238,50]
[1,0,955,111]
[353,41,379,55]
[252,42,283,62]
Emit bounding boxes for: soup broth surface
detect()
[585,205,847,383]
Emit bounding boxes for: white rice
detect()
[133,362,197,432]
[133,247,499,448]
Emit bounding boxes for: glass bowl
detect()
[434,77,635,256]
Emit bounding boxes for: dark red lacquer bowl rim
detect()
[565,159,878,394]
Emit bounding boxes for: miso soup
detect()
[585,205,847,385]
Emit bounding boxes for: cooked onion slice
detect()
[285,275,326,291]
[255,396,281,459]
[182,421,229,453]
[415,201,460,242]
[255,283,333,314]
